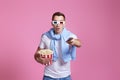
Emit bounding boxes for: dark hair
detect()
[52,12,65,20]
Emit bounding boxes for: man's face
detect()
[52,16,65,34]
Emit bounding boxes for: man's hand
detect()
[34,52,52,65]
[66,37,81,47]
[66,37,74,45]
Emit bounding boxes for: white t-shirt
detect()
[39,33,77,78]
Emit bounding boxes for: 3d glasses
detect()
[52,21,65,25]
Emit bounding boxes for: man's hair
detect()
[52,12,65,20]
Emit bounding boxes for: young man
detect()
[34,12,81,80]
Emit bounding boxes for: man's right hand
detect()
[34,53,52,65]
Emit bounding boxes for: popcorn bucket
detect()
[38,49,53,64]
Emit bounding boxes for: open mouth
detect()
[56,28,60,30]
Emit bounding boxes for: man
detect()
[34,12,81,80]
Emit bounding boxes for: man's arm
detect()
[34,47,42,63]
[67,38,82,47]
[73,39,82,47]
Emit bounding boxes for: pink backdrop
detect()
[0,0,120,80]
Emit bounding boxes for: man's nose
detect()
[56,24,60,27]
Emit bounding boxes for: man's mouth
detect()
[56,28,60,30]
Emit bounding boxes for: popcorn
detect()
[37,49,53,64]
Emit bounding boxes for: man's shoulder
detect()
[41,33,48,39]
[67,30,77,39]
[69,33,77,39]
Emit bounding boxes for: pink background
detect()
[0,0,120,80]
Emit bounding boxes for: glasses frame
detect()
[52,20,65,25]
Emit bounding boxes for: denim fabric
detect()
[43,75,72,80]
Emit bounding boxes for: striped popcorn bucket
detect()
[38,49,53,64]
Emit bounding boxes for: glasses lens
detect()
[60,21,64,24]
[53,21,57,24]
